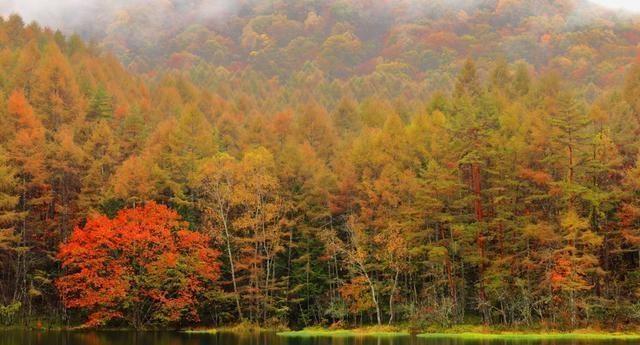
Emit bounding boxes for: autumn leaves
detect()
[57,202,220,328]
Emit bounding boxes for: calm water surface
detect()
[0,331,636,345]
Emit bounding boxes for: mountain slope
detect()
[3,1,640,330]
[82,0,639,92]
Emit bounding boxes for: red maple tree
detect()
[57,202,220,328]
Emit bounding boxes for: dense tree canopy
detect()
[2,0,640,330]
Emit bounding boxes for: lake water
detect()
[0,331,635,345]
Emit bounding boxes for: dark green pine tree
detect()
[0,149,22,253]
[512,62,531,97]
[0,148,24,309]
[454,58,481,99]
[549,91,590,195]
[86,86,113,121]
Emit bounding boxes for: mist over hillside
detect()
[2,0,640,98]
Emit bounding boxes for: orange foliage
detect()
[57,202,220,327]
[339,276,374,313]
[519,167,553,186]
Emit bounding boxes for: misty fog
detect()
[0,0,630,37]
[0,0,241,37]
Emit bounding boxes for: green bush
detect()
[0,302,21,326]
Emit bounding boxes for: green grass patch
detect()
[278,326,410,337]
[418,331,640,340]
[218,321,288,333]
[181,328,217,334]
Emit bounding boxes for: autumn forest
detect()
[2,0,640,332]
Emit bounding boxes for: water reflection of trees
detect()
[2,331,623,345]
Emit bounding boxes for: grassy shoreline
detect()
[418,332,640,340]
[278,326,410,337]
[277,330,410,337]
[180,329,218,334]
[278,326,640,340]
[4,324,640,340]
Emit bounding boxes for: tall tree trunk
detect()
[360,265,381,325]
[388,268,399,325]
[219,205,243,320]
[471,163,489,325]
[15,177,28,324]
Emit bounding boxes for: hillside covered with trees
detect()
[84,0,640,96]
[2,0,640,331]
